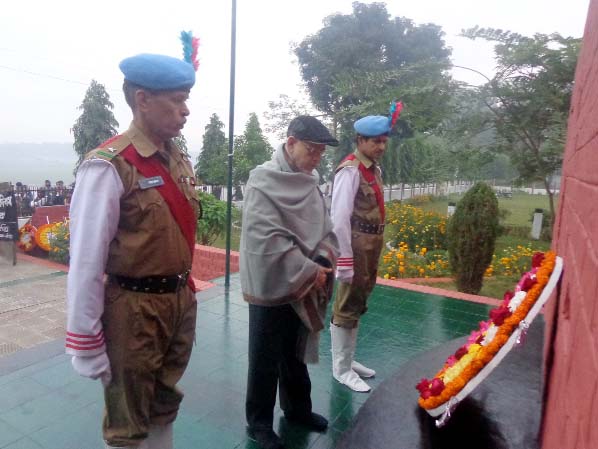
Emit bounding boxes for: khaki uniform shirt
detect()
[66,123,199,357]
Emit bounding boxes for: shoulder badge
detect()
[85,135,131,162]
[336,157,360,173]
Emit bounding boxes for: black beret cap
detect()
[287,116,339,146]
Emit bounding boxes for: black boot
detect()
[247,427,284,449]
[285,411,328,432]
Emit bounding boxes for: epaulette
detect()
[85,135,131,162]
[335,157,360,173]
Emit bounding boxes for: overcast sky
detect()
[0,0,590,149]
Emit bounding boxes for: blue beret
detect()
[354,115,391,137]
[119,53,195,90]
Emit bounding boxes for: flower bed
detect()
[415,251,561,421]
[385,202,447,251]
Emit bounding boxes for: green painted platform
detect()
[0,274,491,449]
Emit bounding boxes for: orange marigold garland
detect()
[416,251,558,411]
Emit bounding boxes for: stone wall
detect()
[191,244,239,281]
[542,1,598,447]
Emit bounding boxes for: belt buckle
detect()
[177,270,190,290]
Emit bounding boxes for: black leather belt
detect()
[110,270,190,294]
[351,218,385,235]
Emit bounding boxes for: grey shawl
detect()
[240,144,339,363]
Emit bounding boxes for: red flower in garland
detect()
[517,272,537,292]
[489,305,512,326]
[454,346,469,360]
[430,378,445,396]
[416,377,445,399]
[416,378,432,398]
[531,252,545,268]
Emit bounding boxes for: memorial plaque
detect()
[0,190,17,242]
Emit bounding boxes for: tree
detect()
[233,113,273,191]
[71,80,118,171]
[196,114,228,198]
[263,94,316,141]
[447,182,499,294]
[460,28,581,223]
[294,2,454,185]
[173,134,190,155]
[295,2,449,116]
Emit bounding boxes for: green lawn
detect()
[418,192,555,227]
[212,225,241,251]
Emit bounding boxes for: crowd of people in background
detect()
[12,179,73,217]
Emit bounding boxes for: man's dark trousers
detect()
[246,303,312,430]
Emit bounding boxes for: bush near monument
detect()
[447,183,500,294]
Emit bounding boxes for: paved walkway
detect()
[0,258,67,358]
[0,257,493,449]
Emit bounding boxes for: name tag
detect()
[138,176,164,189]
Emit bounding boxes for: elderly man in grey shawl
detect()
[241,116,340,449]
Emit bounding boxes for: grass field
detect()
[419,192,555,227]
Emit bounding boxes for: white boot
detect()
[352,360,376,378]
[330,324,371,392]
[146,423,173,449]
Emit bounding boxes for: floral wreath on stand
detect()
[415,251,562,427]
[17,222,37,252]
[35,223,61,252]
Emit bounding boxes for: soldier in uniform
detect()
[329,115,390,393]
[66,53,200,449]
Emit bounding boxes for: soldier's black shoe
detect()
[285,412,328,432]
[247,427,284,449]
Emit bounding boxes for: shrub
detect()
[447,182,499,294]
[197,191,227,245]
[48,221,70,265]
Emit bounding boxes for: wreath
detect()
[35,223,61,252]
[416,251,561,424]
[17,223,37,252]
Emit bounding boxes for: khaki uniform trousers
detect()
[101,281,197,447]
[332,231,383,328]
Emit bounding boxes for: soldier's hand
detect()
[71,353,112,386]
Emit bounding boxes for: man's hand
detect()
[315,266,333,289]
[71,353,112,387]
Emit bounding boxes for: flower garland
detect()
[416,251,556,410]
